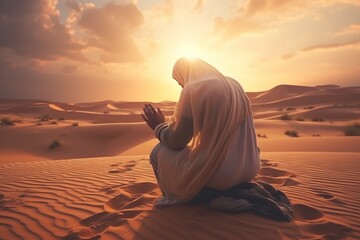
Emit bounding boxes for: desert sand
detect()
[0,84,359,239]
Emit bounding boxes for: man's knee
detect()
[150,143,162,166]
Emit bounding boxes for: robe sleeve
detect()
[154,85,193,150]
[154,117,193,150]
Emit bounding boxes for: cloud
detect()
[336,23,360,35]
[244,0,296,17]
[154,0,173,20]
[0,58,16,71]
[0,0,85,61]
[338,0,360,6]
[65,0,81,13]
[281,53,296,60]
[77,2,144,63]
[194,0,204,12]
[62,64,79,73]
[282,40,360,59]
[243,0,360,17]
[301,40,360,52]
[212,16,260,41]
[210,0,300,42]
[213,0,360,42]
[0,64,101,102]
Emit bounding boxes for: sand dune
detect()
[48,102,84,112]
[0,153,358,239]
[106,103,121,111]
[1,84,359,160]
[257,105,360,122]
[253,92,359,109]
[0,123,153,162]
[249,85,360,104]
[285,105,360,121]
[0,100,175,124]
[257,137,360,152]
[119,133,360,155]
[1,105,142,124]
[0,84,359,239]
[250,86,360,110]
[0,102,52,115]
[109,101,175,110]
[251,84,319,103]
[73,101,175,114]
[48,104,66,112]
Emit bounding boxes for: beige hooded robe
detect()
[154,58,260,205]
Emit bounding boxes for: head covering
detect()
[157,57,252,204]
[172,57,223,86]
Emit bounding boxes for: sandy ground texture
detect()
[0,153,359,239]
[0,84,359,239]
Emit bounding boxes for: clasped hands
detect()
[142,104,165,130]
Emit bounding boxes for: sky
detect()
[0,0,359,102]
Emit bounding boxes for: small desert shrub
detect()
[0,117,15,126]
[296,117,304,121]
[285,130,299,137]
[312,134,320,137]
[50,121,57,125]
[286,107,296,111]
[344,123,360,136]
[58,117,65,121]
[104,111,109,114]
[40,114,52,121]
[257,133,267,138]
[280,114,292,120]
[312,117,324,122]
[72,122,79,127]
[49,139,61,149]
[304,106,314,110]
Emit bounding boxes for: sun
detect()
[176,43,200,59]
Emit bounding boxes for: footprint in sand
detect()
[259,167,295,178]
[99,184,123,195]
[108,160,137,174]
[64,182,159,239]
[256,163,299,186]
[0,193,23,210]
[108,169,126,173]
[104,182,159,213]
[293,203,353,239]
[63,212,123,240]
[19,192,32,198]
[124,162,136,168]
[311,189,345,204]
[260,159,278,167]
[293,203,324,221]
[63,211,127,239]
[257,175,300,186]
[300,220,353,239]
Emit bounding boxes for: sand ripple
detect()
[0,153,359,239]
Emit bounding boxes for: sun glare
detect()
[177,43,200,59]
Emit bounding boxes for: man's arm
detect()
[154,116,193,150]
[142,104,193,150]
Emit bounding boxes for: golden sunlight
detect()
[1,2,360,240]
[176,43,201,59]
